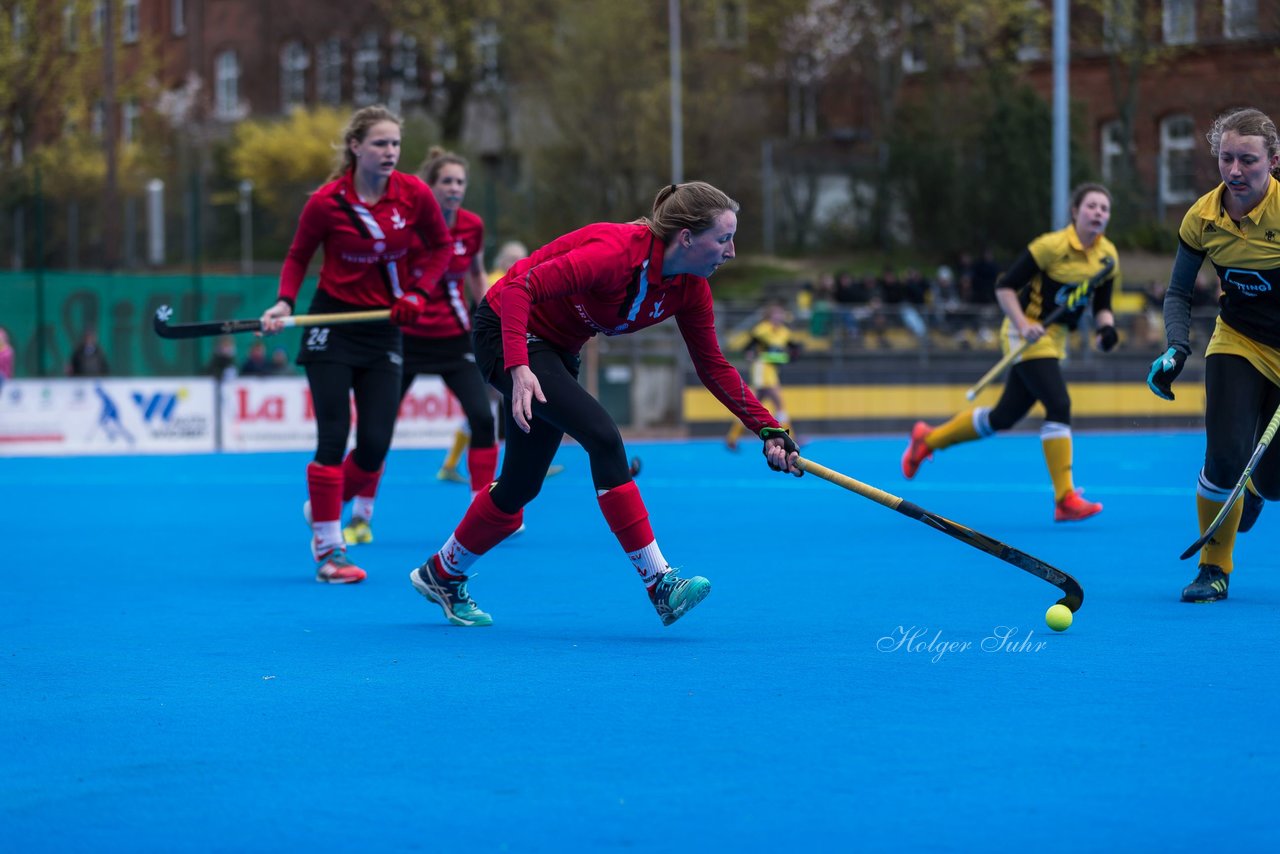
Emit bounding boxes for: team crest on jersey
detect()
[454,239,467,255]
[390,210,406,230]
[1267,230,1276,242]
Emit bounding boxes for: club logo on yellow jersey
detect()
[1267,230,1276,242]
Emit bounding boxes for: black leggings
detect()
[1204,354,1280,497]
[306,361,402,469]
[988,357,1071,430]
[400,364,496,449]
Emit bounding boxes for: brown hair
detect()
[1208,108,1280,178]
[327,104,403,181]
[418,146,469,184]
[639,181,740,243]
[1070,182,1111,213]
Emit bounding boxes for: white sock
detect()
[313,521,344,558]
[628,541,669,588]
[436,534,478,577]
[351,496,375,522]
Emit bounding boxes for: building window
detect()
[64,3,80,49]
[122,99,139,143]
[281,41,310,110]
[1160,114,1198,205]
[1224,0,1257,38]
[122,0,139,44]
[1015,1,1044,61]
[473,20,500,90]
[1103,0,1135,51]
[214,51,243,120]
[1100,120,1127,185]
[715,0,747,48]
[353,30,381,105]
[1162,0,1195,45]
[92,1,105,42]
[901,4,928,74]
[172,0,186,36]
[317,38,343,105]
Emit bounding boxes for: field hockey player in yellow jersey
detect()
[1147,107,1280,603]
[727,302,800,451]
[902,183,1120,522]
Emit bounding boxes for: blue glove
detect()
[390,292,427,325]
[1147,346,1187,400]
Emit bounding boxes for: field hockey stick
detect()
[153,305,391,339]
[785,449,1084,611]
[1178,401,1280,560]
[964,255,1115,401]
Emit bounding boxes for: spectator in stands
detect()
[68,327,109,376]
[239,340,273,376]
[901,266,931,340]
[206,335,238,381]
[809,273,836,337]
[269,347,294,375]
[834,272,875,341]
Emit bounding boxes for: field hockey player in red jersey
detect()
[259,105,453,585]
[340,147,499,545]
[409,181,802,627]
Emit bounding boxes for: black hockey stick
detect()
[965,255,1116,400]
[153,304,391,339]
[789,450,1084,611]
[1179,401,1280,560]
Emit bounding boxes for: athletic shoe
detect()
[1054,488,1103,522]
[901,421,933,479]
[316,549,367,584]
[409,556,493,626]
[436,466,468,484]
[343,517,374,546]
[1239,489,1264,533]
[1181,564,1229,603]
[649,568,712,626]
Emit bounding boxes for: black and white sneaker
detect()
[1181,564,1229,603]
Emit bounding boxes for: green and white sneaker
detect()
[1181,564,1229,603]
[409,556,493,626]
[649,569,711,626]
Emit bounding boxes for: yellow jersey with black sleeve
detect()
[997,225,1120,362]
[745,320,795,389]
[1180,177,1280,349]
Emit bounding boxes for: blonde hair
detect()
[493,240,528,273]
[418,146,469,184]
[327,104,403,181]
[1207,108,1280,178]
[639,181,739,243]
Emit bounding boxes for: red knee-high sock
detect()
[454,488,524,554]
[467,445,499,495]
[341,451,382,502]
[597,481,653,552]
[307,462,344,523]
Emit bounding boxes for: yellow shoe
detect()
[342,517,374,545]
[436,466,468,484]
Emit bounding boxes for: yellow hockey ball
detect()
[1045,603,1073,632]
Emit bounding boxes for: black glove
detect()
[759,426,801,474]
[1147,346,1187,401]
[1096,325,1118,352]
[390,292,427,325]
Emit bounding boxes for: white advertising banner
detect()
[220,375,466,453]
[0,378,217,456]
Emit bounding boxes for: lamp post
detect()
[668,0,683,184]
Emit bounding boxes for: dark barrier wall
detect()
[0,273,308,377]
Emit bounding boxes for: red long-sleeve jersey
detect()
[486,222,781,435]
[405,207,485,339]
[277,171,452,308]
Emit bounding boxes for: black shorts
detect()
[472,298,580,386]
[296,289,402,370]
[402,331,476,376]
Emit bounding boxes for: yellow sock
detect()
[927,408,981,451]
[1246,477,1260,499]
[1197,492,1243,572]
[442,429,469,470]
[1041,434,1074,501]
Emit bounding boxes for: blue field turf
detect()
[3,431,1277,852]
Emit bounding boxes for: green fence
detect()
[0,272,314,377]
